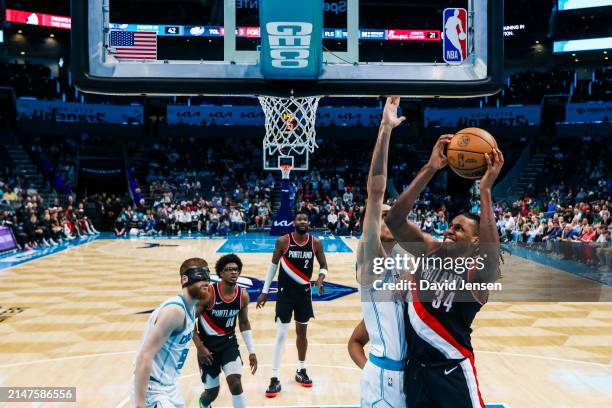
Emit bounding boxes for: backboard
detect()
[71,0,503,97]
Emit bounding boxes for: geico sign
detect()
[266,22,312,68]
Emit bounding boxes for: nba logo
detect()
[443,8,468,64]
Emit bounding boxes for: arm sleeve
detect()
[262,262,278,294]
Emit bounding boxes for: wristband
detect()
[241,330,255,354]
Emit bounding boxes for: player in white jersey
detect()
[131,258,212,408]
[349,96,408,407]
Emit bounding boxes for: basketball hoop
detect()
[259,95,321,174]
[279,164,292,180]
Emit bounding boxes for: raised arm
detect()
[385,135,453,254]
[356,96,405,284]
[133,305,184,408]
[475,148,504,284]
[347,319,369,369]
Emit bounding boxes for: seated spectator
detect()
[144,213,157,235]
[229,207,246,233]
[337,207,350,235]
[579,225,598,243]
[114,216,126,237]
[327,209,338,234]
[423,215,435,234]
[526,218,544,243]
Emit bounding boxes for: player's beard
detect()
[296,225,308,234]
[187,283,207,299]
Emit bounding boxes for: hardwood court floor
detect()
[0,238,611,407]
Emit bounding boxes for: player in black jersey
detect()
[256,210,329,398]
[193,254,257,408]
[385,135,504,408]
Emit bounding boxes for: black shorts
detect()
[405,358,484,408]
[275,285,314,324]
[198,339,242,383]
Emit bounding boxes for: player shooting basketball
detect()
[193,254,257,408]
[130,258,211,408]
[348,96,408,407]
[385,135,504,408]
[256,210,328,398]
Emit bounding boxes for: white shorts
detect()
[360,360,406,408]
[130,376,185,408]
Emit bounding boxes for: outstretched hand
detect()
[480,148,504,191]
[381,96,406,129]
[427,134,453,170]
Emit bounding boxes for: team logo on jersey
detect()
[442,8,468,64]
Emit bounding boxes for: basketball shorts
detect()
[199,342,243,389]
[129,375,184,408]
[405,358,484,408]
[275,285,314,324]
[360,356,406,408]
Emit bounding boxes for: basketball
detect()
[446,128,498,179]
[459,32,467,40]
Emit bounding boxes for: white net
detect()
[280,164,292,180]
[258,96,321,162]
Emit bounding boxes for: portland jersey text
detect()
[198,282,244,351]
[406,246,484,363]
[279,233,316,289]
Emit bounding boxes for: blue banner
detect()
[424,105,541,127]
[271,179,295,236]
[167,105,383,127]
[16,99,143,124]
[566,102,612,123]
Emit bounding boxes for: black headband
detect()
[182,266,211,288]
